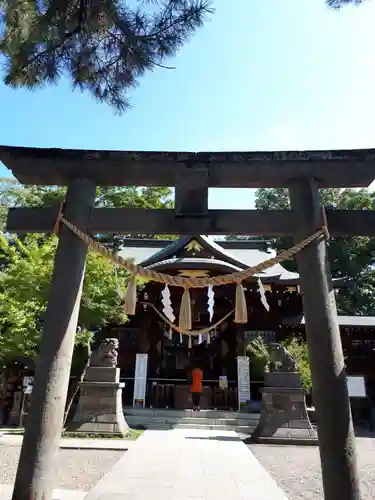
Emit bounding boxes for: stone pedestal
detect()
[251,374,317,445]
[70,367,129,436]
[264,371,301,389]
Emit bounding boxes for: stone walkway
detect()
[84,428,289,500]
[0,484,86,500]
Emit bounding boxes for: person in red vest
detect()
[190,362,203,411]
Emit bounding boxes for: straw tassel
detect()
[179,287,192,331]
[53,202,65,235]
[123,275,137,315]
[234,282,248,324]
[188,335,192,349]
[114,266,125,300]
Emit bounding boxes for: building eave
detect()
[283,315,375,327]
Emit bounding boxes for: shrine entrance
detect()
[2,145,374,500]
[121,318,240,411]
[117,270,243,411]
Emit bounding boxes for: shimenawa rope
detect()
[55,211,327,330]
[142,301,234,336]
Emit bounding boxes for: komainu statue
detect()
[90,338,119,367]
[268,342,297,372]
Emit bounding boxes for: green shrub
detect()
[246,336,270,381]
[246,335,312,389]
[281,337,312,389]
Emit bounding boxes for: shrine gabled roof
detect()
[139,235,251,268]
[117,235,300,283]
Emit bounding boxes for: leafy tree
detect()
[0,178,175,361]
[94,185,176,248]
[246,335,270,381]
[0,178,175,245]
[0,0,213,113]
[281,337,311,389]
[253,187,375,315]
[0,178,66,230]
[0,232,128,364]
[245,335,312,389]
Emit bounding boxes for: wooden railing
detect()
[120,377,243,410]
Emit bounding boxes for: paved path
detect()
[84,429,289,500]
[251,438,375,500]
[0,434,132,450]
[0,484,86,500]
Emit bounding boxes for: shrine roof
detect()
[145,257,244,274]
[1,145,375,187]
[117,235,300,283]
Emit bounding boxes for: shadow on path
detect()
[184,434,242,442]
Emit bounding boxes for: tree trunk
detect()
[12,178,96,500]
[288,178,361,500]
[63,348,91,427]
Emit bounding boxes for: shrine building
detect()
[109,234,375,410]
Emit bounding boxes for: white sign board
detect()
[133,353,148,408]
[219,375,228,390]
[346,376,366,398]
[23,376,34,394]
[237,356,251,410]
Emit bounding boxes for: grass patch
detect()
[1,427,144,440]
[62,429,144,440]
[0,427,24,435]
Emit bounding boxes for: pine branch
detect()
[0,0,213,113]
[326,0,365,8]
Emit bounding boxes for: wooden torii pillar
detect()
[289,178,360,500]
[2,145,375,500]
[12,178,96,500]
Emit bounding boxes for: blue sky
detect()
[1,0,375,208]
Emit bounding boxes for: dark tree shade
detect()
[0,0,213,113]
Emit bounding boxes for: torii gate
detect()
[2,145,374,500]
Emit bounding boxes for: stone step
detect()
[133,422,172,430]
[125,415,259,427]
[256,436,318,445]
[127,420,256,432]
[173,423,255,432]
[123,407,260,432]
[124,408,259,420]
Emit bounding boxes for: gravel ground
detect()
[0,446,124,491]
[250,437,375,500]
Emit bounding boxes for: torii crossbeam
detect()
[3,145,375,237]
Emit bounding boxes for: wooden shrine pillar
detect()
[288,178,361,500]
[235,323,246,357]
[12,178,96,500]
[138,315,151,354]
